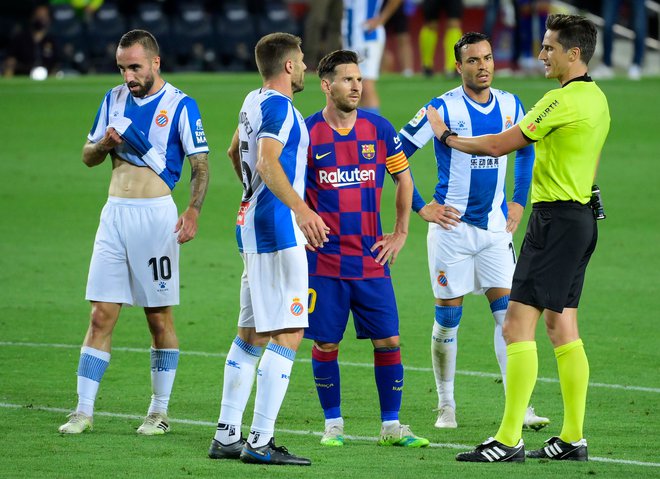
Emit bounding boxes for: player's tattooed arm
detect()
[188,152,210,212]
[174,152,209,244]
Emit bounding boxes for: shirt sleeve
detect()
[519,88,570,141]
[383,120,409,175]
[399,97,446,150]
[87,90,112,143]
[177,97,209,155]
[512,95,535,206]
[257,94,292,145]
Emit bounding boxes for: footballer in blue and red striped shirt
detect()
[303,50,429,447]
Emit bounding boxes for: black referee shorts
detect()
[422,0,464,21]
[511,201,598,313]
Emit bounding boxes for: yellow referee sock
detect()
[556,339,589,443]
[419,25,438,71]
[443,27,462,74]
[494,341,537,447]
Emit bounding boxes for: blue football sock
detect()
[312,346,341,419]
[374,348,403,422]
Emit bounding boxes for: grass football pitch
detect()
[0,73,659,478]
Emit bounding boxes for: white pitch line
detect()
[1,401,658,468]
[1,341,659,394]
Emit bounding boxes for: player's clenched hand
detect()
[506,201,524,233]
[295,206,330,249]
[174,207,199,244]
[419,201,461,230]
[371,231,407,266]
[99,127,123,151]
[426,105,450,139]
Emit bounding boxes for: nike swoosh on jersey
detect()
[315,152,331,160]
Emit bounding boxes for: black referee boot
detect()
[456,437,525,462]
[527,436,588,461]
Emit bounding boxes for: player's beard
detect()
[127,73,155,98]
[332,92,359,113]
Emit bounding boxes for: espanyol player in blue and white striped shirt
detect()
[342,0,403,112]
[59,30,210,437]
[399,32,548,432]
[209,33,328,467]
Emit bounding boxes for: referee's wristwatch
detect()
[440,129,458,147]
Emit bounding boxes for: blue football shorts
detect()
[305,276,399,343]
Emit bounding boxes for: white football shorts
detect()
[86,195,179,307]
[427,221,516,299]
[350,38,385,80]
[238,245,309,333]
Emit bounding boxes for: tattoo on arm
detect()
[188,153,209,212]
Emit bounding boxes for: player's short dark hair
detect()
[317,50,359,80]
[255,32,302,80]
[118,29,160,57]
[546,14,597,65]
[454,32,491,62]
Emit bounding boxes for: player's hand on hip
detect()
[506,201,524,233]
[174,206,199,244]
[426,105,449,139]
[419,201,461,230]
[296,206,330,248]
[371,231,407,266]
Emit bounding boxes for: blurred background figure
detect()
[3,4,58,78]
[591,0,647,80]
[383,0,415,77]
[342,0,402,113]
[304,0,343,71]
[515,0,550,74]
[418,0,463,77]
[50,0,104,23]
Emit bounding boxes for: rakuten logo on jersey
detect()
[318,167,375,188]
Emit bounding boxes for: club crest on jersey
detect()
[505,116,513,129]
[437,271,448,287]
[361,143,376,160]
[155,110,169,127]
[290,297,304,316]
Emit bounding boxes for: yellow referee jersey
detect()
[520,79,610,204]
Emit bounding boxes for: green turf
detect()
[0,73,659,478]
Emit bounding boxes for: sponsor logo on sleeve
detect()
[236,201,249,225]
[409,107,427,127]
[534,99,560,124]
[194,118,206,144]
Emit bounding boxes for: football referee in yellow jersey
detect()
[425,14,610,462]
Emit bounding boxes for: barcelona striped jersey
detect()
[305,109,409,279]
[234,88,309,254]
[88,82,209,190]
[399,85,534,232]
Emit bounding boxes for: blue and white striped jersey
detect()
[342,0,385,50]
[88,82,209,190]
[399,86,534,232]
[235,88,309,254]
